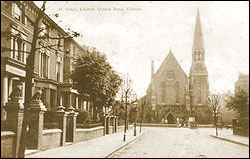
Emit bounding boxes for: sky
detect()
[36,1,249,98]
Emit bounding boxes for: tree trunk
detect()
[214,114,218,136]
[18,2,46,157]
[140,106,144,133]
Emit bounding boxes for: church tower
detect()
[189,9,209,108]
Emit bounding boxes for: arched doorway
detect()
[165,111,175,124]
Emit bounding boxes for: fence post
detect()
[5,97,24,157]
[55,105,69,146]
[66,107,78,143]
[27,100,47,150]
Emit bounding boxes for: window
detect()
[161,82,166,103]
[176,82,179,103]
[40,22,50,41]
[56,56,62,82]
[12,3,27,25]
[13,3,21,21]
[57,34,61,48]
[39,47,49,78]
[23,43,26,63]
[10,27,26,63]
[198,84,202,104]
[198,51,201,61]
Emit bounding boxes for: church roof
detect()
[192,9,204,50]
[153,50,188,79]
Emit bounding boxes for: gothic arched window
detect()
[198,51,201,61]
[161,82,166,103]
[198,83,202,104]
[176,82,179,103]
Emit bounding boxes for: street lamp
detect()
[123,95,128,141]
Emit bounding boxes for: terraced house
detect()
[1,1,91,117]
[1,2,110,157]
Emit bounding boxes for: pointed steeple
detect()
[151,60,154,81]
[192,8,204,50]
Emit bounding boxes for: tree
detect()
[118,73,135,141]
[71,49,122,123]
[1,1,80,157]
[207,94,220,136]
[138,96,149,133]
[226,90,249,118]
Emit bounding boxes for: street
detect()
[109,127,249,158]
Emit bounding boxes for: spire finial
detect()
[192,8,204,50]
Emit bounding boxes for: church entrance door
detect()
[166,113,175,124]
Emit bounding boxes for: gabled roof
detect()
[153,50,188,79]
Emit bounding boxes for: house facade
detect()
[1,1,91,122]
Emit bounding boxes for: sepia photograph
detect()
[1,1,249,158]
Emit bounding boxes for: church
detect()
[145,9,211,124]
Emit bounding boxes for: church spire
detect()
[151,60,154,81]
[192,8,204,50]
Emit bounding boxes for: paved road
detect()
[109,127,249,158]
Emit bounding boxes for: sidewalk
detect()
[210,128,249,147]
[25,127,147,158]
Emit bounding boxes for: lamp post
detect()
[123,98,128,141]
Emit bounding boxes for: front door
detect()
[166,113,175,124]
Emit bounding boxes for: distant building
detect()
[145,9,211,124]
[219,90,239,125]
[235,73,249,95]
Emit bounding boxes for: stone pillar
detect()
[66,107,78,143]
[5,98,24,157]
[55,105,69,146]
[8,77,13,96]
[75,96,78,109]
[27,100,47,150]
[1,76,8,121]
[68,93,72,110]
[58,91,63,106]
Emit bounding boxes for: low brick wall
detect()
[1,131,15,158]
[117,125,133,133]
[75,126,104,143]
[197,124,214,128]
[42,129,62,150]
[136,123,177,127]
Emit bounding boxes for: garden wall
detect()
[41,129,62,150]
[75,126,104,142]
[1,131,15,158]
